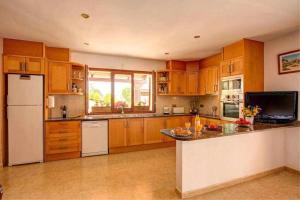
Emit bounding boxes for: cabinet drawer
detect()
[46,140,80,154]
[46,133,80,141]
[46,121,81,132]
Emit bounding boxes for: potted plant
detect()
[242,105,261,124]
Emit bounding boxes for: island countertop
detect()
[160,121,300,141]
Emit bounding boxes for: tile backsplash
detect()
[48,95,219,118]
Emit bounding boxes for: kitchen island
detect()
[161,122,300,198]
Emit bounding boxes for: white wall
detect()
[285,127,300,171]
[71,51,166,71]
[264,30,300,120]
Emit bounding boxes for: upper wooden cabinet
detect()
[170,71,186,95]
[206,66,219,95]
[220,57,243,77]
[186,71,198,95]
[198,66,219,95]
[166,60,186,70]
[221,39,264,92]
[48,61,71,94]
[45,47,70,62]
[3,55,44,74]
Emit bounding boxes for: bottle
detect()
[195,115,202,133]
[61,105,67,118]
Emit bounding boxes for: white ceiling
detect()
[0,0,299,61]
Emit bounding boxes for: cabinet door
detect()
[230,57,243,76]
[198,68,207,95]
[3,55,26,73]
[48,61,71,94]
[170,71,186,94]
[26,57,44,74]
[109,119,127,148]
[186,71,198,95]
[126,118,144,146]
[206,66,219,95]
[144,118,165,144]
[220,60,231,77]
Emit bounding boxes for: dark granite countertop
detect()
[45,113,220,122]
[160,121,300,141]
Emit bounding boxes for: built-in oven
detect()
[220,101,243,121]
[220,75,244,121]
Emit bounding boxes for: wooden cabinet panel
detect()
[45,121,81,161]
[48,61,71,94]
[109,119,127,148]
[186,71,198,94]
[170,71,186,94]
[126,118,144,146]
[220,60,231,77]
[230,57,243,76]
[206,66,219,95]
[144,118,165,144]
[3,55,26,73]
[222,40,244,60]
[198,68,207,95]
[26,57,44,74]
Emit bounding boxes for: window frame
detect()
[86,67,156,115]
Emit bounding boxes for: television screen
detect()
[245,91,298,123]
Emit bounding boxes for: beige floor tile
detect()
[0,147,299,200]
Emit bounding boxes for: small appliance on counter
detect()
[163,106,172,114]
[173,107,185,114]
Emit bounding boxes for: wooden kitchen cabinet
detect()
[126,118,144,146]
[220,60,231,77]
[45,121,81,161]
[198,68,207,95]
[230,57,243,76]
[170,71,186,95]
[109,119,127,148]
[144,117,165,144]
[3,55,44,74]
[198,66,219,95]
[186,71,198,95]
[206,66,219,95]
[48,61,71,94]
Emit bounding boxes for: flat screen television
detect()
[245,91,298,124]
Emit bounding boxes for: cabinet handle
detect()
[20,62,26,71]
[25,62,27,72]
[227,65,230,73]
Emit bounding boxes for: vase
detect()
[245,116,254,125]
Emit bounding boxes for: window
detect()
[87,68,155,114]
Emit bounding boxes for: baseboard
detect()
[109,142,175,154]
[180,167,285,199]
[285,166,300,175]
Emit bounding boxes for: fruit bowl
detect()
[205,124,222,131]
[170,127,192,137]
[235,118,251,127]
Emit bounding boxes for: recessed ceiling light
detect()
[164,52,169,55]
[84,42,89,46]
[194,35,200,39]
[81,13,90,19]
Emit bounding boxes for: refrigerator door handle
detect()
[19,75,31,80]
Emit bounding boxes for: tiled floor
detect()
[0,147,299,200]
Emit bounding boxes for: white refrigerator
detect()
[7,74,44,166]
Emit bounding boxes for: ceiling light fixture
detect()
[84,42,89,46]
[164,52,169,55]
[194,35,200,39]
[81,13,90,19]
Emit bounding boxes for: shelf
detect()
[72,78,84,81]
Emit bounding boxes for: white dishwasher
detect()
[82,120,108,157]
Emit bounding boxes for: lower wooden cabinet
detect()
[144,117,165,144]
[126,118,144,146]
[45,121,81,161]
[108,119,127,148]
